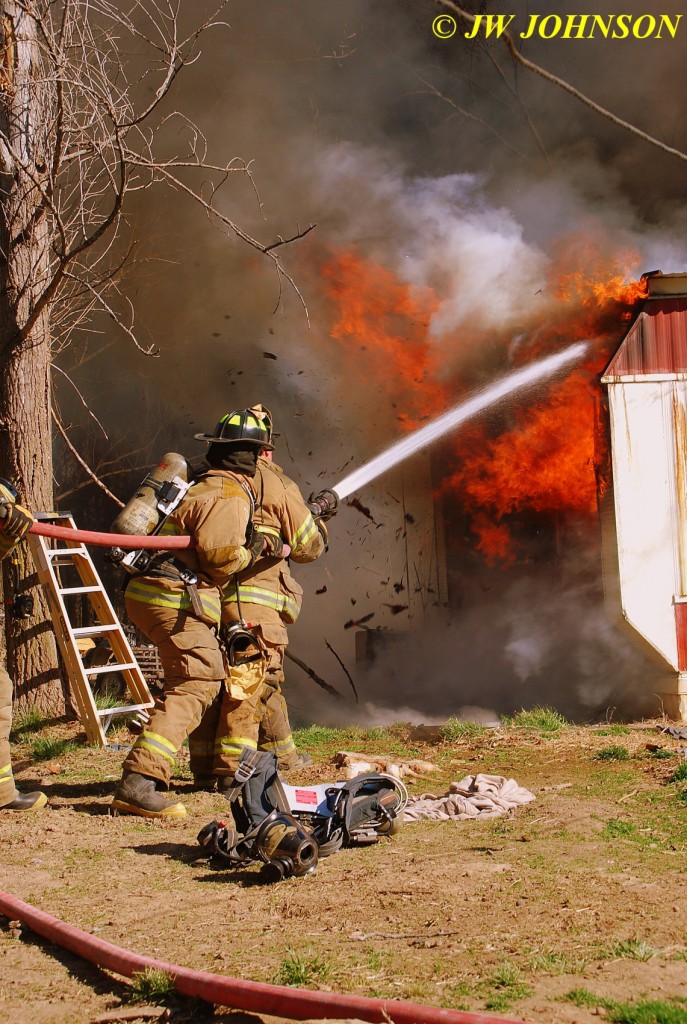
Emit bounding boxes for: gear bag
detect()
[197,750,318,881]
[197,749,406,881]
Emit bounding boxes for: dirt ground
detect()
[1,716,687,1024]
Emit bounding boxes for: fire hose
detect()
[26,522,291,560]
[6,483,339,550]
[28,521,193,549]
[0,890,525,1024]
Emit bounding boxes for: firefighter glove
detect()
[260,530,285,558]
[246,528,266,565]
[316,519,329,547]
[1,502,34,541]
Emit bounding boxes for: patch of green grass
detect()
[563,991,687,1022]
[595,745,631,761]
[440,717,488,742]
[274,948,333,988]
[610,937,656,962]
[606,999,687,1023]
[363,949,389,973]
[483,992,516,1013]
[595,803,687,851]
[564,987,603,1009]
[94,692,124,710]
[530,949,588,974]
[127,967,175,1005]
[448,980,474,999]
[10,707,44,738]
[650,748,674,759]
[597,725,632,736]
[483,961,532,1011]
[29,736,74,761]
[501,705,570,733]
[490,961,525,987]
[600,818,637,840]
[293,723,429,759]
[670,761,687,783]
[293,725,348,750]
[363,726,388,741]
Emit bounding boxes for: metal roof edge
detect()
[601,373,687,383]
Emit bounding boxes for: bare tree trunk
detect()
[0,0,302,715]
[0,3,63,713]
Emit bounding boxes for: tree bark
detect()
[0,3,64,713]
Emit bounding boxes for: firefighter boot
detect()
[0,789,48,811]
[281,752,313,772]
[191,775,217,792]
[111,771,186,818]
[215,774,235,795]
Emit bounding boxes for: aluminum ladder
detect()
[27,513,154,747]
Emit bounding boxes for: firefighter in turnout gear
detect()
[188,408,327,786]
[111,411,276,819]
[0,479,48,812]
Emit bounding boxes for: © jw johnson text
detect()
[436,13,683,39]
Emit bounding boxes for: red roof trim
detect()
[603,298,687,379]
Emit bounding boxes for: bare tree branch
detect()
[51,407,125,508]
[51,363,110,439]
[3,0,312,362]
[435,0,687,163]
[409,68,532,165]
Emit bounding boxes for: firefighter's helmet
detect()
[194,405,274,449]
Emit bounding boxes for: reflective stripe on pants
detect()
[122,600,225,785]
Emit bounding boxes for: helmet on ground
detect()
[194,405,274,450]
[0,478,18,505]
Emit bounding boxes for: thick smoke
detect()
[58,0,687,723]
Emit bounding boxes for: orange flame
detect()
[319,241,644,566]
[321,251,445,424]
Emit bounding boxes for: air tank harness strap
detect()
[139,555,205,618]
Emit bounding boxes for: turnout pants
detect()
[258,640,298,769]
[188,635,268,778]
[189,623,297,777]
[0,664,15,806]
[122,599,226,786]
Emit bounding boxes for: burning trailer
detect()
[601,271,687,721]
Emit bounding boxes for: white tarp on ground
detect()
[403,773,536,820]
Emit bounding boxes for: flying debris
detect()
[383,604,409,615]
[263,351,278,360]
[344,613,375,630]
[347,497,376,523]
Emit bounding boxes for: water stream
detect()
[332,341,589,499]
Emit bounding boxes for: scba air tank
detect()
[111,452,190,536]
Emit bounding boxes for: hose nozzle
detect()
[307,488,339,521]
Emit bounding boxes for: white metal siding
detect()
[607,381,685,669]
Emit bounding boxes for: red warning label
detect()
[294,789,319,805]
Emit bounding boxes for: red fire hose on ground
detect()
[0,891,524,1024]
